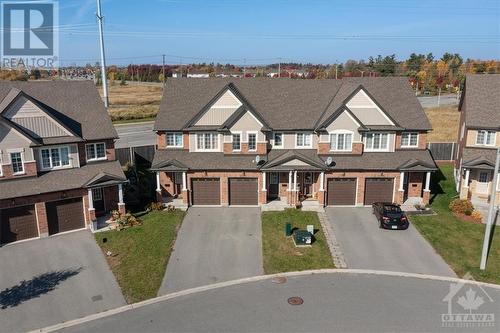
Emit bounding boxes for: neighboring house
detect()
[455,74,500,207]
[151,77,436,208]
[0,81,127,245]
[186,71,210,78]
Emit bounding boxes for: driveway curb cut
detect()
[30,269,500,333]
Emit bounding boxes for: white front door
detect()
[476,171,490,195]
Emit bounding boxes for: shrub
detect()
[449,199,474,214]
[471,211,482,221]
[117,213,141,230]
[464,210,472,216]
[148,202,164,211]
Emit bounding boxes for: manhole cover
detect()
[271,276,287,284]
[287,297,304,305]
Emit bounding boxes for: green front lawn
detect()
[95,210,185,303]
[411,164,500,285]
[261,209,335,274]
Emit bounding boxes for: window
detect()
[479,172,488,183]
[92,188,103,201]
[476,130,496,146]
[248,133,257,151]
[273,133,283,147]
[232,133,241,150]
[296,133,312,148]
[330,133,353,151]
[86,142,106,161]
[364,133,389,151]
[10,152,23,174]
[40,146,71,170]
[196,133,219,150]
[401,132,419,147]
[166,132,183,147]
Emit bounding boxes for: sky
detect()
[56,0,500,66]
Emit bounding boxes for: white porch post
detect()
[118,184,124,204]
[288,171,292,191]
[88,188,94,209]
[464,169,470,188]
[399,172,405,191]
[425,172,431,192]
[156,172,161,192]
[293,170,298,191]
[182,171,187,191]
[262,171,266,191]
[319,171,325,191]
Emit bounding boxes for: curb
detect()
[30,269,500,333]
[317,211,348,268]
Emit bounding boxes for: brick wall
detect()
[317,142,363,155]
[223,142,267,155]
[408,172,424,197]
[159,171,176,197]
[395,132,428,150]
[78,139,116,166]
[35,202,48,237]
[0,161,37,180]
[157,131,166,149]
[103,186,119,212]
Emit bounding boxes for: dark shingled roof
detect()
[155,77,431,131]
[460,74,500,129]
[462,147,497,169]
[0,81,117,140]
[0,161,126,200]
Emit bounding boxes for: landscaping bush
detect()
[471,210,482,221]
[117,213,141,230]
[148,201,164,211]
[464,210,472,216]
[448,198,474,214]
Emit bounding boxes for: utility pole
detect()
[480,148,500,270]
[162,54,166,85]
[96,0,108,108]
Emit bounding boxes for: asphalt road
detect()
[114,122,155,148]
[326,207,456,277]
[159,207,263,294]
[418,94,459,108]
[56,271,500,333]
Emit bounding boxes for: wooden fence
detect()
[427,142,456,161]
[116,145,156,166]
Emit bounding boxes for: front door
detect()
[303,172,313,197]
[476,171,490,195]
[92,188,105,216]
[173,172,182,196]
[268,172,279,199]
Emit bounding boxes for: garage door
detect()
[229,178,258,205]
[0,205,39,244]
[364,178,394,205]
[46,198,85,235]
[327,178,357,206]
[191,178,221,205]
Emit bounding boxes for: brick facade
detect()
[223,142,267,155]
[408,172,424,198]
[35,202,49,237]
[395,132,427,150]
[0,161,37,180]
[317,142,363,155]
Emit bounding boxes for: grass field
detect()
[424,106,460,142]
[411,164,499,285]
[94,210,185,303]
[261,209,334,274]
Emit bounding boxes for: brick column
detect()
[182,189,190,205]
[317,190,325,206]
[35,202,48,238]
[423,190,430,205]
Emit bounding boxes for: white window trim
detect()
[329,130,354,152]
[273,132,284,148]
[363,132,390,152]
[196,132,220,151]
[295,132,313,148]
[401,132,419,148]
[86,142,107,161]
[231,131,242,151]
[475,130,496,147]
[247,131,258,151]
[8,149,25,175]
[166,132,184,148]
[39,145,73,171]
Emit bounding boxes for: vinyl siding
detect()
[0,123,34,163]
[346,90,393,126]
[320,110,362,142]
[229,111,266,142]
[195,91,242,126]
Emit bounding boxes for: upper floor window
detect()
[86,142,106,161]
[41,146,70,170]
[364,132,389,151]
[10,151,24,174]
[273,133,283,147]
[401,132,419,148]
[330,132,353,151]
[248,133,257,151]
[296,133,312,148]
[196,133,218,151]
[476,130,496,146]
[232,133,241,151]
[166,132,183,148]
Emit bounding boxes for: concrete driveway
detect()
[326,207,456,277]
[159,207,263,294]
[0,230,125,333]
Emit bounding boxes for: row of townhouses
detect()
[0,74,497,246]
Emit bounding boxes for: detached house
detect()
[151,77,436,208]
[455,74,500,207]
[0,81,127,245]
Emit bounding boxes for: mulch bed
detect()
[452,212,483,224]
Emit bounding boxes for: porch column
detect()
[182,171,187,191]
[288,171,292,191]
[319,171,325,191]
[262,171,266,191]
[87,188,96,226]
[88,188,94,210]
[424,172,431,192]
[118,184,124,204]
[156,172,161,192]
[464,169,470,188]
[293,170,298,191]
[399,172,405,191]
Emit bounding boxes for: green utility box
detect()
[293,230,312,247]
[285,223,292,237]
